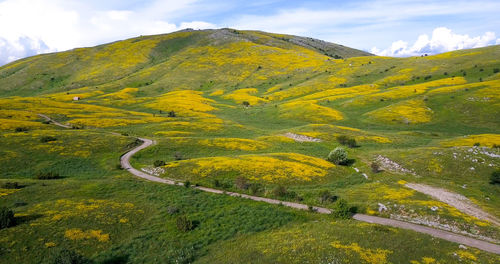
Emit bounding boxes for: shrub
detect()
[473,142,480,147]
[176,215,194,232]
[14,127,28,132]
[327,147,348,165]
[154,160,165,167]
[371,162,381,173]
[52,249,91,264]
[234,176,249,190]
[242,101,250,107]
[2,182,21,189]
[35,172,61,180]
[347,138,357,148]
[272,185,288,197]
[490,170,500,185]
[319,190,338,204]
[331,199,351,219]
[336,135,349,145]
[0,207,16,229]
[174,152,184,160]
[115,164,123,170]
[184,181,191,188]
[40,136,57,143]
[494,68,499,74]
[168,111,176,117]
[249,183,263,195]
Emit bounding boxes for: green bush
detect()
[331,199,351,219]
[40,136,57,143]
[242,101,250,107]
[490,170,500,185]
[327,147,348,165]
[154,160,166,167]
[184,181,191,188]
[0,207,16,229]
[52,249,91,264]
[176,215,194,232]
[35,172,61,180]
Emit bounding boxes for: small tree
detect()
[0,207,15,229]
[331,199,351,219]
[327,147,348,165]
[176,215,194,232]
[490,170,500,185]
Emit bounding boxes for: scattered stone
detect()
[141,166,165,176]
[459,244,467,250]
[378,203,388,212]
[284,132,322,142]
[375,155,416,175]
[462,184,467,189]
[362,173,368,179]
[353,167,359,172]
[430,206,439,212]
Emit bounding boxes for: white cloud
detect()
[0,0,216,66]
[371,27,498,57]
[0,36,53,65]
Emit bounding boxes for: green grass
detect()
[0,29,499,263]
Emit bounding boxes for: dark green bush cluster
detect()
[52,249,91,264]
[35,172,61,180]
[176,215,194,232]
[336,135,357,148]
[272,186,302,201]
[15,127,28,132]
[1,182,21,189]
[154,160,166,167]
[0,207,16,229]
[40,136,57,143]
[242,101,250,107]
[491,170,500,185]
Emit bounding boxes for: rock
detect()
[459,244,467,250]
[362,173,368,179]
[430,206,439,211]
[354,167,359,172]
[378,203,388,212]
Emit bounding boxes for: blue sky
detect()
[0,0,499,65]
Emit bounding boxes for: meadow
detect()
[0,28,499,263]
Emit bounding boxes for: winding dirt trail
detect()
[36,116,500,255]
[37,114,72,128]
[121,138,500,254]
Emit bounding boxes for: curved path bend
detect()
[121,138,500,255]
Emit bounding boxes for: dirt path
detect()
[405,183,500,226]
[37,114,72,129]
[121,138,500,254]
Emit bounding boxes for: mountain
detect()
[0,29,499,263]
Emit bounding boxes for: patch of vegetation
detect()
[0,207,16,229]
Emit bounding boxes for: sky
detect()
[0,0,499,65]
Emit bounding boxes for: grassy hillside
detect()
[0,29,499,263]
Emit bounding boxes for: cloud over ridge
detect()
[371,27,499,57]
